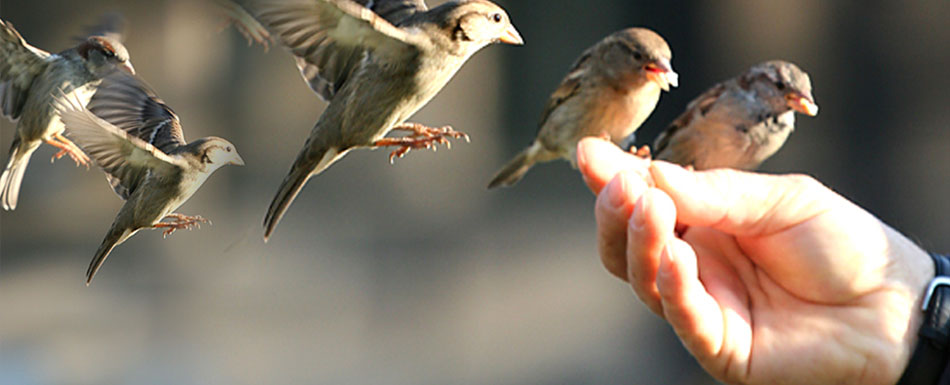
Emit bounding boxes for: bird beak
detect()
[498,25,524,45]
[231,153,245,166]
[786,93,819,116]
[644,59,678,91]
[118,61,136,75]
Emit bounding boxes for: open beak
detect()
[498,25,524,45]
[644,58,678,91]
[786,93,819,116]
[231,153,245,166]
[118,61,136,75]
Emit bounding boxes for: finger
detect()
[626,188,677,316]
[656,238,728,368]
[649,161,836,237]
[595,171,648,281]
[578,137,652,195]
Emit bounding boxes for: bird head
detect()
[748,60,818,116]
[78,35,135,76]
[435,0,523,56]
[195,137,245,172]
[608,28,678,92]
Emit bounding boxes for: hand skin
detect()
[577,137,934,385]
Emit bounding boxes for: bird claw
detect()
[632,145,652,159]
[155,214,211,238]
[216,0,271,51]
[46,135,91,168]
[376,123,471,164]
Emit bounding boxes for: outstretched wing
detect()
[68,74,188,199]
[57,92,186,200]
[253,0,425,100]
[0,19,52,120]
[88,72,186,154]
[353,0,427,24]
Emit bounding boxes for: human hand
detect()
[577,137,934,385]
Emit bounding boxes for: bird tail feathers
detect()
[487,142,546,189]
[0,140,37,211]
[86,228,132,285]
[263,146,344,241]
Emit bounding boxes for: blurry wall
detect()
[1,1,948,384]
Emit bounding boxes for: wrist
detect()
[895,244,944,385]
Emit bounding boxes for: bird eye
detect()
[226,146,232,152]
[102,49,116,58]
[633,52,643,61]
[775,81,786,90]
[492,13,503,23]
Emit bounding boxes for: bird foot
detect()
[216,0,271,50]
[45,133,90,168]
[376,123,471,163]
[632,145,652,159]
[154,214,211,238]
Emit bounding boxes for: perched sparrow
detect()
[653,60,818,170]
[487,28,677,189]
[0,17,135,210]
[55,72,244,284]
[227,0,524,240]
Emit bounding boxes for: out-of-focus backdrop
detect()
[1,1,948,384]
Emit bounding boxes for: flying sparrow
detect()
[227,0,524,240]
[653,60,818,171]
[487,27,677,189]
[55,72,244,285]
[0,17,135,210]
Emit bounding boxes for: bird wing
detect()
[653,82,726,156]
[57,84,187,200]
[353,0,427,24]
[255,0,425,100]
[536,63,587,133]
[0,19,52,120]
[88,72,187,154]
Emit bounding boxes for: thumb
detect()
[649,161,838,237]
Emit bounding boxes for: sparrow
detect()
[487,27,677,189]
[653,60,818,171]
[54,72,244,285]
[0,16,135,210]
[227,0,524,240]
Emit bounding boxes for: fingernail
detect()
[632,192,648,229]
[576,141,589,171]
[607,174,628,208]
[664,242,676,264]
[658,242,676,280]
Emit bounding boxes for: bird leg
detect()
[391,123,471,142]
[375,123,471,163]
[214,0,271,50]
[45,133,90,168]
[154,213,211,238]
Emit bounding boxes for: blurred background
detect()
[1,1,948,384]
